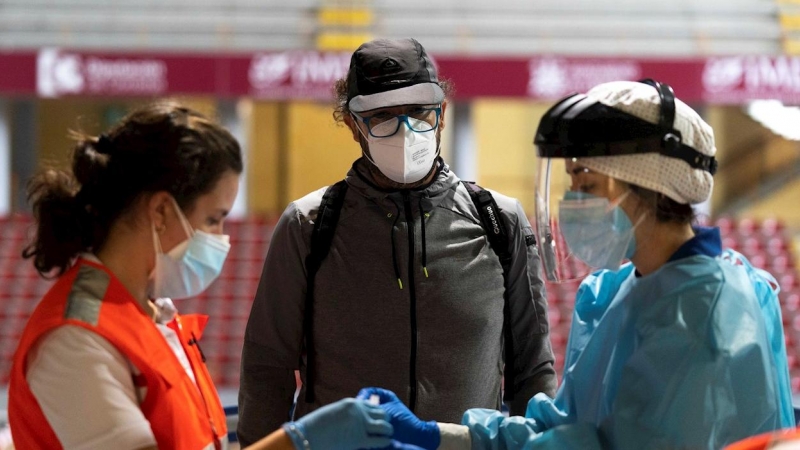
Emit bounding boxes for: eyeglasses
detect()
[353,106,442,138]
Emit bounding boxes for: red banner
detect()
[2,49,800,105]
[0,51,37,96]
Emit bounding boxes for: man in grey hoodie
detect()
[238,37,556,447]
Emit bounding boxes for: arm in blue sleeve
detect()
[722,249,794,427]
[464,409,542,450]
[610,281,784,449]
[463,409,602,450]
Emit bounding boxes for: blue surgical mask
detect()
[558,191,636,272]
[148,198,230,300]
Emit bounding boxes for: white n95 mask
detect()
[149,198,231,299]
[361,116,439,184]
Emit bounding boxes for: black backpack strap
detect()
[462,181,516,402]
[303,180,348,402]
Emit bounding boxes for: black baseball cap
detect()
[347,38,445,113]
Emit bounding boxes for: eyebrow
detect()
[567,166,591,175]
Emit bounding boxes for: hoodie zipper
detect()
[402,191,418,412]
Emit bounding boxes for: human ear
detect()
[343,114,361,143]
[439,101,448,131]
[147,191,174,232]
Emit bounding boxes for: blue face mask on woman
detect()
[148,198,231,300]
[558,191,637,272]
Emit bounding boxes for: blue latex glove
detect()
[283,398,393,450]
[357,388,440,450]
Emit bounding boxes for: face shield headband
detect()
[534,80,717,175]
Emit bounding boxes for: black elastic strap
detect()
[639,78,676,130]
[303,180,348,402]
[636,78,719,172]
[538,135,717,175]
[660,137,718,175]
[462,181,516,401]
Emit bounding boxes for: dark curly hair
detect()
[23,101,243,277]
[332,77,455,124]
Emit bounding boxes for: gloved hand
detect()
[283,398,393,450]
[357,388,440,450]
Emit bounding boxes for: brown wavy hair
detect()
[23,101,243,277]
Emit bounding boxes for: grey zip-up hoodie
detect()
[238,159,556,446]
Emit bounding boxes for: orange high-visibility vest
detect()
[9,258,227,450]
[725,428,800,450]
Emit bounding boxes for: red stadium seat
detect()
[722,236,739,251]
[782,274,799,292]
[767,236,789,254]
[748,253,768,270]
[761,218,785,236]
[547,306,561,327]
[743,237,764,253]
[783,293,800,315]
[715,216,735,234]
[736,218,758,237]
[771,255,794,275]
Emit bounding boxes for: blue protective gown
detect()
[465,227,793,450]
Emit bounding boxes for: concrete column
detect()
[219,99,249,219]
[0,99,10,216]
[450,102,475,181]
[12,100,38,213]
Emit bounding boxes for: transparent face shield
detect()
[536,158,585,283]
[535,157,640,283]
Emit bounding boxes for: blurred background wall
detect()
[1,0,797,219]
[1,1,800,445]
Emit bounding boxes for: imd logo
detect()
[248,51,350,98]
[249,53,292,89]
[37,48,84,98]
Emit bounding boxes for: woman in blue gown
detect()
[359,80,793,450]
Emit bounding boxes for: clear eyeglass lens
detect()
[367,109,439,137]
[409,109,434,121]
[368,114,395,125]
[368,118,401,137]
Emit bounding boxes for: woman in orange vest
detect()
[8,101,394,450]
